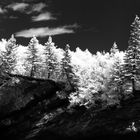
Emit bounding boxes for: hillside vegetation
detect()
[0,15,140,139]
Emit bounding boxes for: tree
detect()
[109,43,124,93]
[108,56,124,99]
[44,36,59,79]
[26,35,39,77]
[123,15,140,93]
[1,34,17,74]
[61,44,78,92]
[110,42,119,57]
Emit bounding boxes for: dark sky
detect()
[0,0,140,52]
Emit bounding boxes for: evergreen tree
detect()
[109,56,124,97]
[26,35,39,77]
[1,34,17,74]
[110,42,119,57]
[61,44,78,92]
[123,15,140,92]
[44,36,59,79]
[109,42,124,93]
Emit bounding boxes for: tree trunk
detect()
[48,72,50,79]
[30,66,35,77]
[132,78,136,93]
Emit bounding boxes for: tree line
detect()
[0,15,140,108]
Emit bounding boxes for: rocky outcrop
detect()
[0,74,70,140]
[0,73,65,118]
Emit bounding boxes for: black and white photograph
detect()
[0,0,140,140]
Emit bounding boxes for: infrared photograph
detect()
[1,0,140,140]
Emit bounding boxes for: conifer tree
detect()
[123,15,140,92]
[110,42,119,57]
[61,44,78,92]
[44,36,59,79]
[109,56,124,96]
[109,42,123,92]
[26,35,39,77]
[1,34,17,74]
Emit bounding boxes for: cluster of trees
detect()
[0,35,72,80]
[0,15,140,109]
[70,15,140,108]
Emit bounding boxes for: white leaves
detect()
[0,35,129,108]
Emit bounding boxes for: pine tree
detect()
[109,42,124,93]
[109,56,124,96]
[1,34,17,74]
[123,15,140,93]
[26,35,39,77]
[110,42,119,57]
[44,36,59,79]
[61,44,78,92]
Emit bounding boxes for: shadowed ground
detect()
[0,75,140,140]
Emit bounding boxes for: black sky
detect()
[1,0,140,52]
[51,0,140,52]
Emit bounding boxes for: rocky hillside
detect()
[32,93,140,140]
[0,76,140,140]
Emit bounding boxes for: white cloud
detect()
[27,2,46,14]
[0,7,7,14]
[31,3,46,12]
[15,24,78,38]
[6,2,46,14]
[7,2,29,12]
[32,12,56,22]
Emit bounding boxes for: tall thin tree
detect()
[26,35,39,77]
[61,44,78,92]
[123,15,140,93]
[1,34,17,74]
[44,36,58,79]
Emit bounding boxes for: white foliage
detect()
[0,35,127,108]
[70,47,94,68]
[0,39,7,52]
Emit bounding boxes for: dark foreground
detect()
[0,76,140,140]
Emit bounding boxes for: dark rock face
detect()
[0,74,77,140]
[0,74,64,118]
